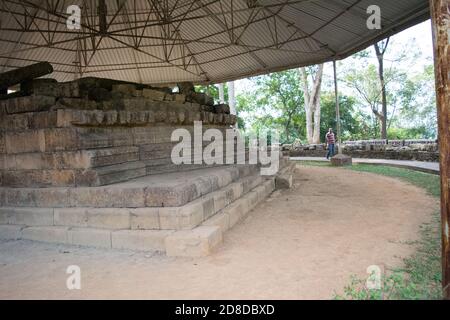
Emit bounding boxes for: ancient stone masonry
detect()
[0,77,237,188]
[0,69,294,257]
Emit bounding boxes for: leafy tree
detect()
[395,64,437,139]
[195,84,228,104]
[236,70,305,144]
[319,93,362,142]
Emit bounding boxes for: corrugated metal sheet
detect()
[0,0,430,85]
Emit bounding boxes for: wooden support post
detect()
[430,0,450,299]
[333,61,342,154]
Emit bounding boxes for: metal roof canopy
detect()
[0,0,430,85]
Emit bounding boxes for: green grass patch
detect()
[299,161,442,299]
[296,160,332,167]
[348,164,440,198]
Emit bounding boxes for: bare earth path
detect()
[0,165,438,299]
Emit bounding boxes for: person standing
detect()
[325,128,336,160]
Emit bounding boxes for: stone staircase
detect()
[0,161,295,256]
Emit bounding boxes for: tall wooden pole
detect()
[333,61,342,154]
[430,0,450,299]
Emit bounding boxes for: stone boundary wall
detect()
[287,139,439,162]
[344,139,437,147]
[290,148,439,162]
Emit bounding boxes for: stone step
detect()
[131,173,265,230]
[0,164,260,208]
[0,225,171,252]
[0,160,148,188]
[1,146,140,171]
[0,171,265,230]
[0,177,276,256]
[275,161,296,189]
[201,179,275,235]
[95,161,148,185]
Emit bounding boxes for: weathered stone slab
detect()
[202,212,230,234]
[29,111,58,129]
[1,187,70,208]
[7,153,52,170]
[112,229,173,251]
[68,186,146,208]
[43,128,80,152]
[275,173,293,189]
[5,96,55,114]
[0,132,5,154]
[159,202,204,230]
[22,226,69,244]
[88,146,140,167]
[0,110,57,131]
[96,161,147,185]
[54,208,88,227]
[174,94,186,103]
[68,228,112,248]
[145,183,199,207]
[56,98,98,110]
[131,126,177,145]
[59,81,81,98]
[86,208,131,229]
[331,154,353,167]
[78,127,134,150]
[0,208,10,224]
[143,88,166,101]
[227,200,247,228]
[1,113,29,130]
[6,207,54,226]
[1,169,76,188]
[130,208,159,230]
[112,84,137,97]
[4,130,45,154]
[139,142,175,161]
[165,226,222,257]
[0,224,25,240]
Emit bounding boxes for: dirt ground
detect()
[0,165,438,299]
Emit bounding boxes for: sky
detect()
[234,19,435,95]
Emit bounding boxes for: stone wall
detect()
[287,140,439,162]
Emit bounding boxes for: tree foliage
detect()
[202,32,437,143]
[236,70,305,144]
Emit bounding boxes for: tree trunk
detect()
[374,39,389,140]
[218,83,225,104]
[312,98,321,144]
[300,64,324,144]
[305,108,313,144]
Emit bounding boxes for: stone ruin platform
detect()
[0,76,296,256]
[0,79,236,188]
[0,160,295,257]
